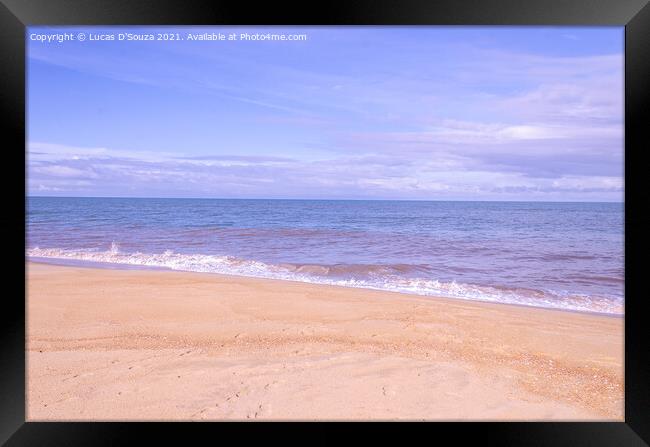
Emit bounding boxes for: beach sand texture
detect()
[26,262,624,421]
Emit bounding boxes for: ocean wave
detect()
[26,246,623,315]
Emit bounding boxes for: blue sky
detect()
[27,26,623,201]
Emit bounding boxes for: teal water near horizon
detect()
[26,197,624,315]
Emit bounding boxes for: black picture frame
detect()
[2,0,648,445]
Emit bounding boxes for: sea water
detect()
[26,197,624,315]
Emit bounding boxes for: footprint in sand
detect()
[247,404,265,419]
[263,380,279,391]
[190,408,208,418]
[381,385,397,397]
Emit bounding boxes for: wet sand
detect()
[26,262,624,420]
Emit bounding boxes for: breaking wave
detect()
[26,246,623,315]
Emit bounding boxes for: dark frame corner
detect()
[2,0,648,445]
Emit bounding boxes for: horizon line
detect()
[26,195,624,204]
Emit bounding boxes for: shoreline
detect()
[26,257,623,318]
[27,262,624,420]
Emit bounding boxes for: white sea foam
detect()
[26,247,623,315]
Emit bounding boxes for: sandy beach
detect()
[26,261,624,421]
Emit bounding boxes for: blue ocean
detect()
[26,197,624,315]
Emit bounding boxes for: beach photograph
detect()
[26,26,624,421]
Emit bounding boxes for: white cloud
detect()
[27,140,624,200]
[26,29,623,201]
[550,175,623,191]
[32,165,98,179]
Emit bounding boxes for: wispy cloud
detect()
[27,27,623,201]
[27,141,623,201]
